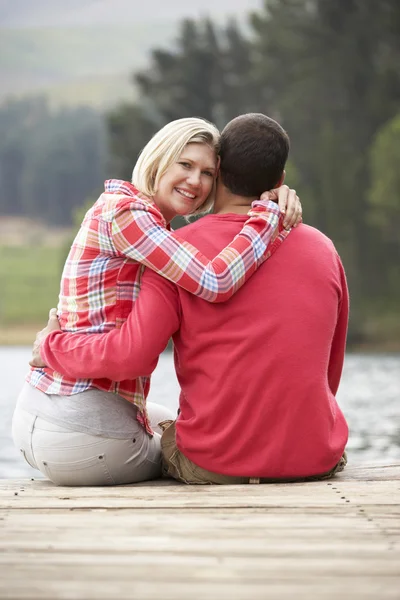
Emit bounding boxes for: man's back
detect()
[172,214,349,479]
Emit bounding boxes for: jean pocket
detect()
[40,453,115,487]
[19,448,37,470]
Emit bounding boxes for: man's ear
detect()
[274,170,286,188]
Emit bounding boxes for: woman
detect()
[13,117,301,486]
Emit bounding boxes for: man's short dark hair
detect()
[219,113,290,196]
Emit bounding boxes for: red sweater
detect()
[42,215,349,479]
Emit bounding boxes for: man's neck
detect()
[213,180,257,215]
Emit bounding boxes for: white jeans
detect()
[12,402,174,486]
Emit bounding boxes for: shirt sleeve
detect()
[327,255,350,395]
[111,198,284,303]
[40,269,180,382]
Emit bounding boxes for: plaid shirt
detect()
[27,180,287,434]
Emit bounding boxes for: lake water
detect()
[1,348,399,478]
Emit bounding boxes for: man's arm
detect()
[39,270,180,381]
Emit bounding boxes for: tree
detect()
[368,113,400,241]
[107,104,156,181]
[0,98,107,225]
[365,113,400,302]
[134,19,224,125]
[0,98,48,216]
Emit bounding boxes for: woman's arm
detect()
[111,194,289,303]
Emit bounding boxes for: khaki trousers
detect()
[160,420,347,485]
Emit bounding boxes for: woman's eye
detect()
[179,162,191,168]
[203,170,214,177]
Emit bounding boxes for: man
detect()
[34,113,349,483]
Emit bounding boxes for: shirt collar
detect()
[104,179,139,196]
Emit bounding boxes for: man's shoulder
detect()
[296,223,337,249]
[294,224,344,273]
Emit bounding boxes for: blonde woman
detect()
[13,117,301,486]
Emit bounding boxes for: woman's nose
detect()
[186,170,201,187]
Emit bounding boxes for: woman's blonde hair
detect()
[132,117,220,215]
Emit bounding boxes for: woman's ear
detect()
[216,155,221,179]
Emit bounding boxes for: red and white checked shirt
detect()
[27,179,287,434]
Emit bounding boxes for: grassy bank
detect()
[0,324,45,346]
[1,244,399,351]
[0,245,65,344]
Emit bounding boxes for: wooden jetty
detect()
[0,464,399,599]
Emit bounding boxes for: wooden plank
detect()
[1,555,399,577]
[1,578,400,600]
[0,539,396,558]
[336,464,400,481]
[0,509,379,528]
[1,479,399,510]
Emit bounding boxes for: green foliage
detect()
[365,113,400,305]
[368,113,400,240]
[0,245,64,325]
[0,97,107,225]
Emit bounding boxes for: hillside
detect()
[0,23,177,107]
[0,0,261,109]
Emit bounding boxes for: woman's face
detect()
[154,143,217,223]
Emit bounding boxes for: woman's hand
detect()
[29,308,61,368]
[261,185,302,229]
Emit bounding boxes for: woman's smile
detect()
[175,187,197,200]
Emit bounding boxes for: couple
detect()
[13,113,348,486]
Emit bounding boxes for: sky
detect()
[0,0,263,27]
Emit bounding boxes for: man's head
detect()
[219,113,289,197]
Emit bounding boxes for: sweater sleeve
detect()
[111,198,286,303]
[40,270,180,382]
